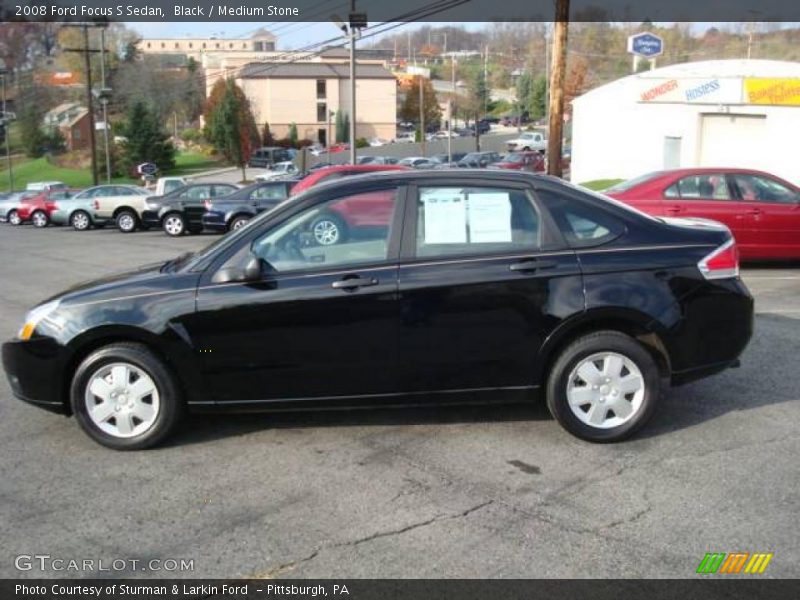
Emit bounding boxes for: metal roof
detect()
[238,62,395,80]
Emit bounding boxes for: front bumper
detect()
[201,211,228,232]
[2,337,69,413]
[141,210,161,228]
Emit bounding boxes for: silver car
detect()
[0,192,35,225]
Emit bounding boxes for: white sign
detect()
[421,190,467,244]
[467,193,512,243]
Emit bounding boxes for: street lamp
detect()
[0,59,13,191]
[331,6,366,165]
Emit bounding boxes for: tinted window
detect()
[415,186,540,258]
[731,174,798,204]
[251,188,399,273]
[674,174,731,200]
[212,185,235,197]
[252,185,288,201]
[536,188,624,247]
[185,186,212,200]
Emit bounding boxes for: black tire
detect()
[31,210,49,228]
[70,210,92,231]
[162,212,186,237]
[229,215,250,231]
[546,331,660,443]
[310,212,348,246]
[116,209,138,233]
[70,343,183,450]
[8,209,21,226]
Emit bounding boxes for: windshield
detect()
[504,153,525,164]
[605,171,663,193]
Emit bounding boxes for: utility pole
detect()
[348,1,357,165]
[547,0,569,178]
[448,57,455,163]
[64,24,100,186]
[99,26,111,184]
[0,64,13,191]
[419,76,426,157]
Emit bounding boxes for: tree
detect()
[472,69,490,118]
[118,101,176,174]
[288,122,298,146]
[335,111,350,144]
[261,122,274,146]
[204,78,259,180]
[399,77,442,128]
[18,104,47,158]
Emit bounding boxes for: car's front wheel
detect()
[546,331,660,442]
[70,343,183,450]
[163,213,186,237]
[116,210,138,233]
[70,210,91,231]
[8,209,21,225]
[31,210,49,228]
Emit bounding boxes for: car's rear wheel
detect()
[229,215,250,231]
[70,343,183,450]
[546,331,660,442]
[116,210,138,233]
[8,209,21,226]
[31,210,49,228]
[70,210,91,231]
[163,213,186,237]
[311,213,347,246]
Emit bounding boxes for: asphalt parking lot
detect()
[0,223,798,579]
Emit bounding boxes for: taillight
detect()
[93,200,99,210]
[698,239,739,280]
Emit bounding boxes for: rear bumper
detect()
[2,337,69,414]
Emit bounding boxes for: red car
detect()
[605,168,800,260]
[490,151,545,172]
[291,164,409,195]
[14,189,75,228]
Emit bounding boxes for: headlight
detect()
[17,299,61,341]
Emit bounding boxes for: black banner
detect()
[3,579,800,600]
[1,0,800,23]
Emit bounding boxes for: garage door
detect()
[699,114,766,169]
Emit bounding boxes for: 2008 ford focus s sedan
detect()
[2,171,753,450]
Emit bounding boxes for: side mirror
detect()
[212,253,262,284]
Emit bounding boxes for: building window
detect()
[229,43,233,48]
[254,41,264,51]
[146,43,151,49]
[175,43,179,49]
[216,43,220,49]
[188,43,193,49]
[161,43,165,49]
[316,79,326,99]
[202,43,206,49]
[317,103,327,122]
[266,42,275,51]
[242,43,247,49]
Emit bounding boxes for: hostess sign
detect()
[627,32,664,58]
[638,77,743,104]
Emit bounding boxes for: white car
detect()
[25,181,67,192]
[255,162,299,181]
[433,130,460,139]
[394,132,416,144]
[369,137,390,147]
[308,143,326,156]
[506,131,547,152]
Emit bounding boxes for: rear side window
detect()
[415,186,540,258]
[672,174,731,200]
[536,188,624,247]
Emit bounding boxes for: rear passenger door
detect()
[662,173,745,237]
[397,181,582,394]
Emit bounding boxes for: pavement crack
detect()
[255,549,320,579]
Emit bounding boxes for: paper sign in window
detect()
[467,193,512,243]
[422,192,467,244]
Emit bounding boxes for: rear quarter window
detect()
[536,188,625,248]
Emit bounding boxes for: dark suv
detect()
[248,147,292,168]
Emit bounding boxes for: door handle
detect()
[509,259,559,272]
[666,206,682,214]
[332,276,378,290]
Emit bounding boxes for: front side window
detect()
[731,174,799,204]
[250,188,399,273]
[415,186,540,258]
[673,174,731,200]
[185,186,212,200]
[252,185,288,201]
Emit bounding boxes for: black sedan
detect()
[458,151,503,168]
[2,171,753,450]
[202,181,296,233]
[141,182,239,236]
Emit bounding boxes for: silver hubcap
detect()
[119,214,134,231]
[84,362,160,438]
[73,212,89,229]
[313,220,339,245]
[165,216,183,235]
[9,211,20,225]
[232,218,248,230]
[33,213,46,227]
[566,352,645,429]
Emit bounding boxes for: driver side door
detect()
[189,184,406,405]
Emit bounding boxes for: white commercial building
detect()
[571,59,800,186]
